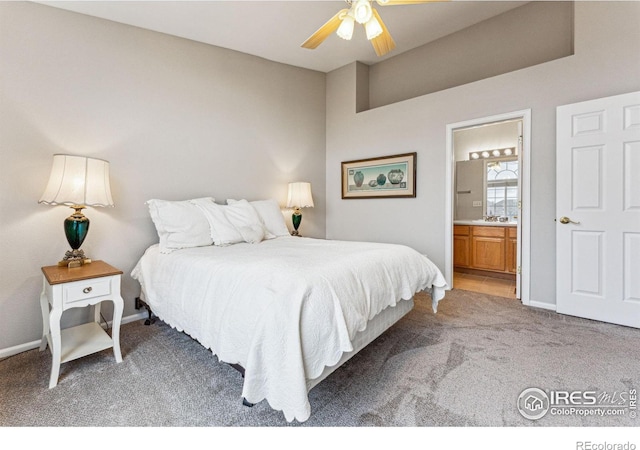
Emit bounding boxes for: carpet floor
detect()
[1,288,638,428]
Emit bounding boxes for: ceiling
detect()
[38,0,529,73]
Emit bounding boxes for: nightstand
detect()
[39,260,124,388]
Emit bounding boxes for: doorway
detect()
[445,110,531,305]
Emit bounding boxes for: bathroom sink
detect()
[470,219,517,225]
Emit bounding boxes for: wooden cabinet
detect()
[506,226,518,273]
[454,225,517,276]
[453,226,470,268]
[471,226,506,272]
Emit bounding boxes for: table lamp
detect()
[39,154,114,267]
[286,182,314,236]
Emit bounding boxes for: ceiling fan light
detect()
[354,0,373,24]
[365,16,383,40]
[336,15,355,40]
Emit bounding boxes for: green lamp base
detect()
[59,205,91,267]
[291,208,302,236]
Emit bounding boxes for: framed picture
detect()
[341,152,417,199]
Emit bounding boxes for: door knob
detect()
[559,216,580,225]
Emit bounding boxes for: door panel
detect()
[571,145,603,210]
[453,235,470,268]
[624,141,640,210]
[556,91,640,328]
[571,231,603,297]
[472,237,505,272]
[624,232,640,303]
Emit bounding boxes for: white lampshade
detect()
[336,14,355,40]
[39,154,114,207]
[286,182,314,208]
[365,16,383,40]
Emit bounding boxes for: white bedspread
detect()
[131,236,447,422]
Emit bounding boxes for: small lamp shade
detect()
[39,154,114,207]
[286,182,314,209]
[336,14,355,41]
[286,182,314,236]
[39,154,114,267]
[365,16,383,40]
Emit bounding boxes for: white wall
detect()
[0,2,326,351]
[326,2,640,308]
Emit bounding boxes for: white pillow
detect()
[192,199,267,245]
[227,198,290,237]
[222,200,269,244]
[237,225,265,244]
[146,197,214,253]
[191,199,243,246]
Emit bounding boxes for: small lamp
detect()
[286,182,314,236]
[39,154,114,267]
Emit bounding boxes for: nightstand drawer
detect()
[64,278,111,304]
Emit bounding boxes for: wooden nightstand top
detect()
[41,260,123,285]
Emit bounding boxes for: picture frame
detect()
[341,152,417,199]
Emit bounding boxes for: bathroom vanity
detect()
[453,221,517,276]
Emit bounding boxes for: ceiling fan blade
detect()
[376,0,447,5]
[301,8,349,49]
[370,9,396,56]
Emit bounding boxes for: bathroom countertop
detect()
[454,220,517,227]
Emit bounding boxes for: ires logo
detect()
[518,388,637,420]
[549,390,598,406]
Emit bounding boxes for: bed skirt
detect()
[306,298,414,391]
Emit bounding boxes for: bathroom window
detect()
[486,159,518,219]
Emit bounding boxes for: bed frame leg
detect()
[228,363,245,377]
[135,296,156,325]
[226,363,254,407]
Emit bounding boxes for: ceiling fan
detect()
[301,0,443,57]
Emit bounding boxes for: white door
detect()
[556,91,640,328]
[516,120,523,300]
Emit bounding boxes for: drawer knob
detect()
[82,287,93,294]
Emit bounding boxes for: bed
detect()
[131,197,447,422]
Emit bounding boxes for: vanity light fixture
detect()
[469,147,516,160]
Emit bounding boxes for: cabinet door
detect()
[471,236,505,271]
[506,237,518,273]
[454,235,470,268]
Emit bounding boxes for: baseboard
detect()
[0,311,148,360]
[528,300,557,311]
